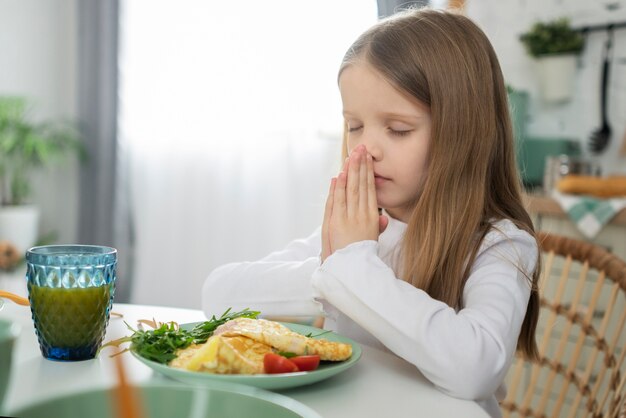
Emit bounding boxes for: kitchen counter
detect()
[523,191,626,261]
[523,192,626,226]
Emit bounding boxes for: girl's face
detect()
[339,61,431,223]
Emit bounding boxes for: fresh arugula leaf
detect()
[304,330,332,339]
[115,308,260,364]
[276,351,297,358]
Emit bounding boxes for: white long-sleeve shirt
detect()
[201,215,537,418]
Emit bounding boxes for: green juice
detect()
[29,285,111,348]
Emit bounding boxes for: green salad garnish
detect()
[101,308,260,364]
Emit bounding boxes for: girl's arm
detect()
[311,223,537,400]
[201,228,325,318]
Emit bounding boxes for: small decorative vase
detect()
[535,54,578,104]
[0,205,40,254]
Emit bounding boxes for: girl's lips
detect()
[374,174,391,186]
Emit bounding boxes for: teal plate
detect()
[10,381,322,418]
[131,322,361,390]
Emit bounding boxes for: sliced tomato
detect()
[264,353,299,374]
[290,355,320,372]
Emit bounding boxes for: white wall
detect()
[1,0,624,252]
[467,0,626,175]
[0,0,79,245]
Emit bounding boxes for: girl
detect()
[202,8,540,418]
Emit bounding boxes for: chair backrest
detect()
[501,232,626,418]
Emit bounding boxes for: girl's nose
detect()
[361,136,382,161]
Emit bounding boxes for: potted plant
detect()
[0,96,85,255]
[520,18,585,103]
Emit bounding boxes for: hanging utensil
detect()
[589,28,614,153]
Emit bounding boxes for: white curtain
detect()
[118,1,378,308]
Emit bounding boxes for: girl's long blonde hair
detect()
[339,8,540,360]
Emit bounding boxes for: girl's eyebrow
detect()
[380,112,426,121]
[342,110,425,121]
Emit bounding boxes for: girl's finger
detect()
[334,170,347,215]
[358,148,368,212]
[346,150,361,216]
[366,153,377,211]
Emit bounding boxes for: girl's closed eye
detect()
[388,122,414,137]
[347,123,363,133]
[388,127,413,136]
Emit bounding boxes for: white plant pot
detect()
[536,54,578,104]
[0,205,40,254]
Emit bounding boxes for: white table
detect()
[1,302,489,418]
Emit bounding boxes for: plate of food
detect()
[109,309,361,390]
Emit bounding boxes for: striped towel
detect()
[551,191,626,239]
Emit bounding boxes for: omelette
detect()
[214,318,352,361]
[170,334,272,374]
[169,318,352,374]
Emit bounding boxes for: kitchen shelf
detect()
[574,21,626,34]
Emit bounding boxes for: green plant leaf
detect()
[519,18,584,58]
[10,171,30,206]
[0,96,86,205]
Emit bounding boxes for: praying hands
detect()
[321,144,388,262]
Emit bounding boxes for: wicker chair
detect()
[501,232,626,418]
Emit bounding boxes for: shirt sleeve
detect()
[310,227,537,401]
[201,227,325,318]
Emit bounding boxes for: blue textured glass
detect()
[25,245,117,361]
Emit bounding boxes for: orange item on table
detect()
[556,175,626,198]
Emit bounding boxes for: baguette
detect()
[557,175,626,198]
